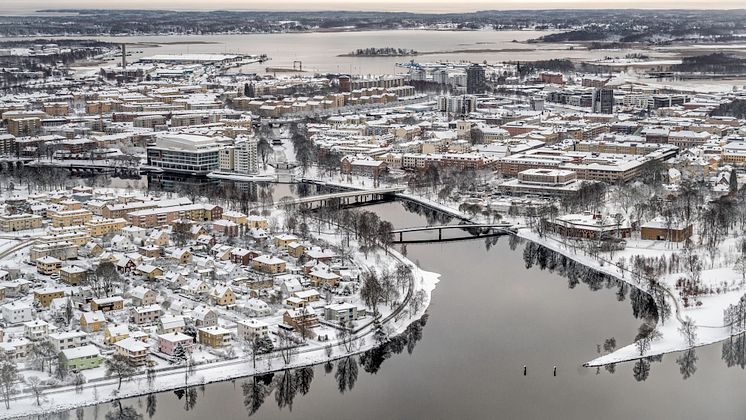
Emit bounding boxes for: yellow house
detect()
[147,230,169,247]
[168,249,191,265]
[223,211,247,226]
[247,215,269,229]
[104,324,130,345]
[34,288,65,307]
[288,242,305,259]
[49,209,93,227]
[85,218,127,237]
[80,310,106,332]
[273,234,299,250]
[251,255,287,274]
[36,256,62,275]
[136,264,164,281]
[198,326,231,348]
[209,285,236,307]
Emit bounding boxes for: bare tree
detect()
[105,354,137,390]
[0,360,19,409]
[26,376,44,406]
[678,316,698,348]
[277,330,298,365]
[635,323,662,356]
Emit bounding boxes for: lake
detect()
[78,29,672,75]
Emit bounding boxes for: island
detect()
[339,47,418,57]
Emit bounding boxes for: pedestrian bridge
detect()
[390,223,516,244]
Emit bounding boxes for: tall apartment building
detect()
[466,64,486,95]
[218,146,235,171]
[234,137,258,174]
[592,88,614,114]
[7,117,41,137]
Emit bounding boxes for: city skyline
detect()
[4,0,746,13]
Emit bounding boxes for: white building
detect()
[2,302,33,325]
[234,137,258,174]
[146,133,223,175]
[49,331,88,351]
[237,318,269,341]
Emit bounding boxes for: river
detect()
[38,198,746,420]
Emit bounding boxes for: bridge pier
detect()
[438,228,442,241]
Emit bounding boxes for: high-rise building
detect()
[234,137,258,174]
[592,88,614,114]
[433,69,448,85]
[437,95,477,115]
[7,117,41,137]
[466,64,486,94]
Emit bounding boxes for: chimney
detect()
[121,43,126,71]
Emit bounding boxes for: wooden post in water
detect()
[523,365,527,376]
[553,366,557,376]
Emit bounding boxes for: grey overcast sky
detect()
[5,0,746,12]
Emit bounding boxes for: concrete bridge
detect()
[263,186,405,211]
[391,223,516,243]
[25,159,141,178]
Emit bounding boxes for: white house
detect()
[246,298,272,317]
[49,330,88,351]
[2,301,33,324]
[237,319,269,341]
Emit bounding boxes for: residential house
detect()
[24,320,52,340]
[130,304,162,325]
[274,234,299,250]
[191,305,218,327]
[136,264,164,281]
[114,337,150,366]
[104,324,130,345]
[282,309,320,332]
[237,319,269,341]
[209,285,236,307]
[34,288,65,307]
[308,269,341,288]
[324,303,365,323]
[90,296,124,312]
[59,266,87,286]
[288,242,305,259]
[80,310,106,332]
[36,256,62,275]
[251,255,287,274]
[159,314,186,334]
[158,332,194,355]
[60,345,103,371]
[198,326,232,348]
[167,248,191,265]
[49,331,88,351]
[0,338,31,360]
[2,301,33,324]
[246,298,272,317]
[130,286,157,306]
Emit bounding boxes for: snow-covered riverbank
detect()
[516,229,741,367]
